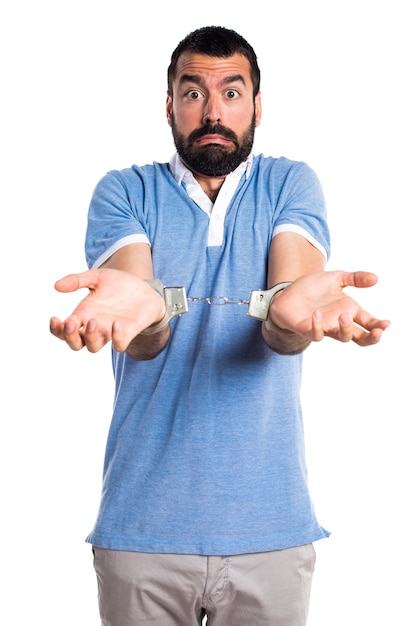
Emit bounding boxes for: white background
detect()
[0,1,416,624]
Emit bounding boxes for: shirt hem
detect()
[85,527,330,556]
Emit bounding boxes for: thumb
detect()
[340,270,379,289]
[54,270,99,293]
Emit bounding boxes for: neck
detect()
[193,171,226,203]
[204,185,222,203]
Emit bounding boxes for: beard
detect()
[171,113,256,177]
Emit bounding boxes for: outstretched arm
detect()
[50,243,170,359]
[263,233,390,354]
[266,269,390,352]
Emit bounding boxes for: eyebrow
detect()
[178,73,247,87]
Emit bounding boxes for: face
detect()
[166,52,262,178]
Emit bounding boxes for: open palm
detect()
[50,269,165,352]
[270,270,390,346]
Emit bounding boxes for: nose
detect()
[202,95,221,125]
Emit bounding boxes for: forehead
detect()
[173,52,253,86]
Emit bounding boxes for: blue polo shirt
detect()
[85,153,331,555]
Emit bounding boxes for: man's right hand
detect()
[50,268,166,353]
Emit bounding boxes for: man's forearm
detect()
[261,322,311,355]
[125,325,171,360]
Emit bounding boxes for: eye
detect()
[185,89,202,100]
[225,89,239,99]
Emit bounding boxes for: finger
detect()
[111,320,143,353]
[111,321,129,352]
[50,317,65,340]
[82,319,113,353]
[339,270,379,290]
[353,308,391,333]
[61,318,86,351]
[54,270,99,294]
[337,313,353,343]
[352,327,384,347]
[311,310,324,342]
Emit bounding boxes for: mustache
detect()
[188,123,238,145]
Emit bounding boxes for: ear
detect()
[254,92,262,127]
[166,94,173,127]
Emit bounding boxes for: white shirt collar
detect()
[167,152,253,246]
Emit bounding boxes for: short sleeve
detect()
[85,169,150,269]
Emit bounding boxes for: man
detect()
[50,26,389,626]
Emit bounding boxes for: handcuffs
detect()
[141,279,292,335]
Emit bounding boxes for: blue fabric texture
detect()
[85,154,331,555]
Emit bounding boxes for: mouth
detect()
[195,134,233,147]
[188,123,238,148]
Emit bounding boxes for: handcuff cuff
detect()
[141,279,293,335]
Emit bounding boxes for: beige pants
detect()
[92,544,316,626]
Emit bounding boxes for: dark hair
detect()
[167,26,260,98]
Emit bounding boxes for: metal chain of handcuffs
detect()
[141,279,292,335]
